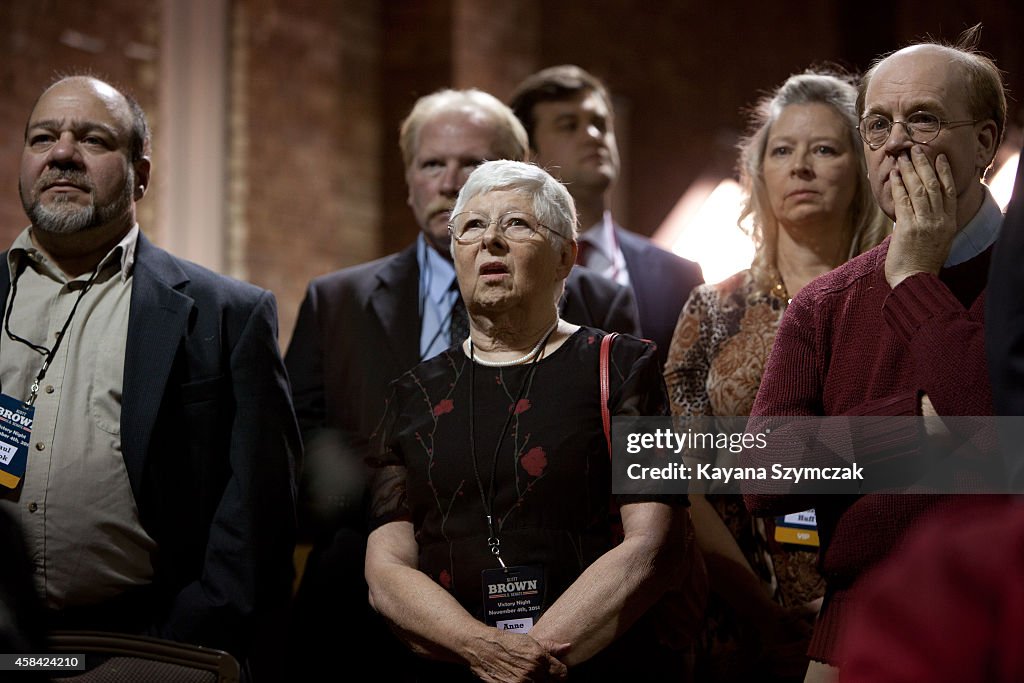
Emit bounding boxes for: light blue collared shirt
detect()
[945,187,1003,266]
[416,234,460,360]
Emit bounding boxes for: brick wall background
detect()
[0,1,160,247]
[238,0,382,342]
[2,0,1022,350]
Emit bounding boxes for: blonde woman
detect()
[664,70,890,682]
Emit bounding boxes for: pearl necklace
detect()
[467,320,559,367]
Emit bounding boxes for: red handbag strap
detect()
[600,332,618,455]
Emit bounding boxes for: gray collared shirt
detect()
[0,225,156,609]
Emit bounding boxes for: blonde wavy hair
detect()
[738,69,891,290]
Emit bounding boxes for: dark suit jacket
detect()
[988,150,1024,416]
[0,507,45,653]
[285,241,640,521]
[616,226,703,368]
[987,148,1024,490]
[1,233,300,659]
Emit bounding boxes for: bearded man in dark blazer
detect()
[0,76,299,676]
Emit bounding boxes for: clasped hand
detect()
[884,146,958,288]
[466,630,571,683]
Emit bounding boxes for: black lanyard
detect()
[4,261,102,406]
[467,326,555,569]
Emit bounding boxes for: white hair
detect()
[451,160,577,255]
[450,160,577,304]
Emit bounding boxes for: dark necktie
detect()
[449,293,469,346]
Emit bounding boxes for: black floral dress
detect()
[368,327,686,680]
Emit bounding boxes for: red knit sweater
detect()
[840,499,1024,683]
[742,236,993,663]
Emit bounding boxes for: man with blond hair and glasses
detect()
[742,25,1006,682]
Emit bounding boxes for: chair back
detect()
[48,630,240,683]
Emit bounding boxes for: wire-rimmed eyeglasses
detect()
[448,211,557,244]
[858,111,978,150]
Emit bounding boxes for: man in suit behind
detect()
[510,65,704,368]
[0,76,299,676]
[285,87,639,677]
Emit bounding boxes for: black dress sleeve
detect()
[366,380,412,531]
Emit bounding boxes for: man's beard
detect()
[21,169,134,236]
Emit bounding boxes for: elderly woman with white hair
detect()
[365,160,697,682]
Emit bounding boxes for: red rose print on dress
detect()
[509,399,531,415]
[432,399,454,417]
[520,446,547,477]
[438,569,452,589]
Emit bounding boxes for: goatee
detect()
[21,169,134,236]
